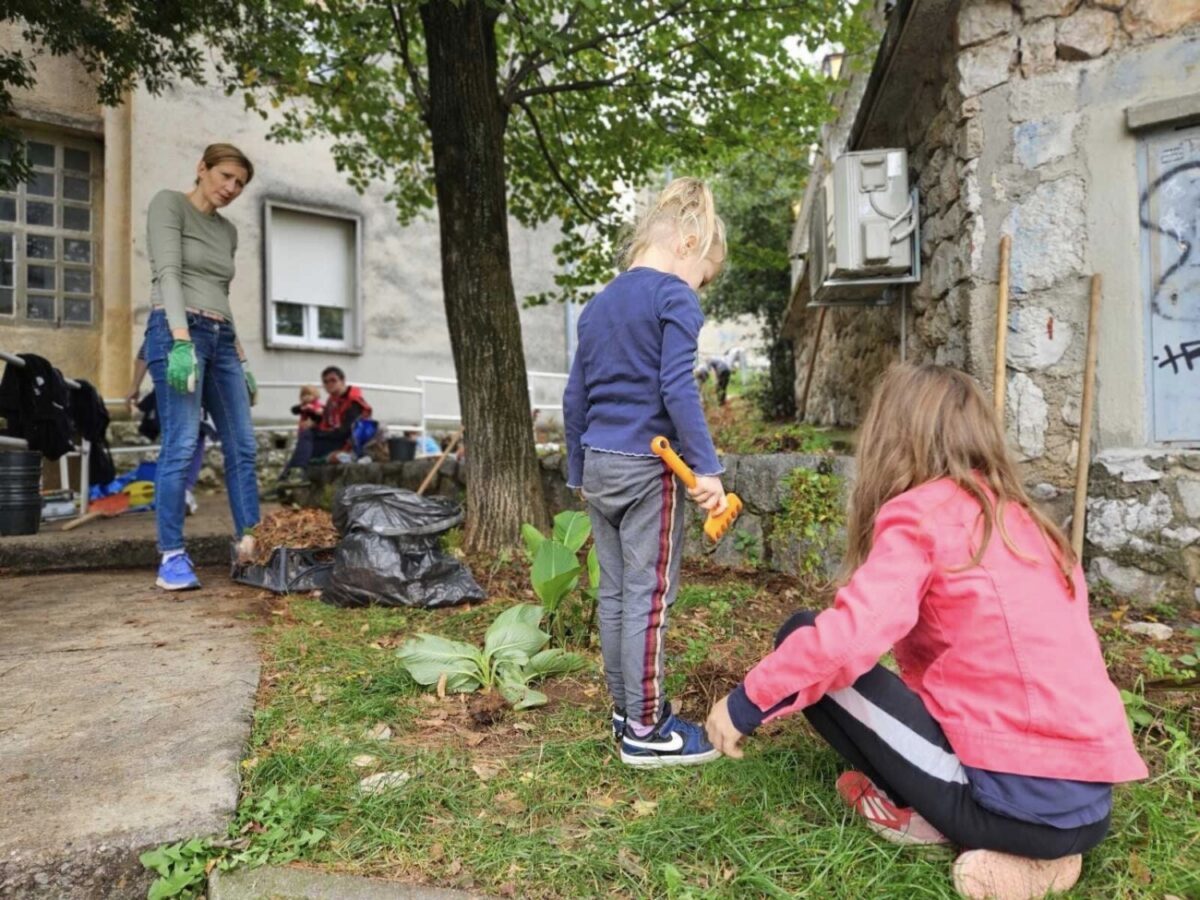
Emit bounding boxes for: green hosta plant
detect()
[521,510,600,646]
[395,604,586,709]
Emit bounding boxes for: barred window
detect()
[0,134,100,326]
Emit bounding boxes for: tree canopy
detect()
[218,1,863,301]
[0,1,240,186]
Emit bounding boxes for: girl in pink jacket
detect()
[706,364,1147,900]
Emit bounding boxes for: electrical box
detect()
[808,149,920,307]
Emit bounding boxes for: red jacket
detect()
[744,478,1147,783]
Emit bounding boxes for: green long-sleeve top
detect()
[147,189,238,332]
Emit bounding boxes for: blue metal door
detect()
[1142,125,1200,444]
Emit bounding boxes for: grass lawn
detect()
[205,558,1200,899]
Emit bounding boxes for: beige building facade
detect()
[0,28,570,427]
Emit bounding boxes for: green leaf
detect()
[587,545,600,590]
[521,522,546,558]
[553,510,592,552]
[395,634,484,692]
[523,648,588,681]
[531,540,581,608]
[513,687,548,710]
[484,604,549,664]
[496,663,531,707]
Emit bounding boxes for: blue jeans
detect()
[145,309,259,552]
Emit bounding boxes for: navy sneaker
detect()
[620,704,721,768]
[156,553,201,591]
[612,707,627,741]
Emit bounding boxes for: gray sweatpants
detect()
[583,449,686,728]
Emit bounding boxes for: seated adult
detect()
[279,366,371,480]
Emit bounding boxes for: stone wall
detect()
[289,450,855,576]
[787,0,1200,604]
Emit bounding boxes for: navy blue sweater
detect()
[564,268,722,488]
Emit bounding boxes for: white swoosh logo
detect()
[624,731,685,752]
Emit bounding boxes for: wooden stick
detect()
[1071,275,1102,558]
[417,430,463,496]
[798,305,827,421]
[993,235,1012,425]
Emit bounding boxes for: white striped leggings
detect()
[778,611,1111,859]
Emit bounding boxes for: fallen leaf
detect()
[464,732,487,747]
[310,687,328,705]
[240,757,259,770]
[512,722,534,732]
[1128,852,1152,886]
[494,791,526,815]
[360,623,370,635]
[632,799,658,818]
[447,859,463,876]
[616,847,647,879]
[472,762,500,782]
[297,643,308,658]
[428,842,445,862]
[436,672,448,700]
[358,770,411,795]
[351,754,377,768]
[498,883,516,897]
[362,722,393,742]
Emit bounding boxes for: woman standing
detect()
[144,143,259,591]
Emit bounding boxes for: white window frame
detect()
[262,199,363,353]
[0,130,101,328]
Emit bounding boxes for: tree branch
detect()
[504,0,693,100]
[518,100,602,224]
[386,1,430,121]
[513,71,643,102]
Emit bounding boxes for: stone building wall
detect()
[787,0,1200,604]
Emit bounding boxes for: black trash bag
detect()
[323,485,484,609]
[232,544,335,594]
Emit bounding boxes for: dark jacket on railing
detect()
[0,353,74,460]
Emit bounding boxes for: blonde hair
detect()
[842,363,1076,591]
[621,177,726,270]
[300,385,320,402]
[198,143,254,184]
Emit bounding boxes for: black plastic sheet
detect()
[322,485,484,608]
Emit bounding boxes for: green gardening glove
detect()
[243,366,258,407]
[167,340,197,393]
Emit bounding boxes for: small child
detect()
[564,177,729,767]
[290,385,324,429]
[705,364,1147,900]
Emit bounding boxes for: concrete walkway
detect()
[0,497,280,574]
[0,568,261,898]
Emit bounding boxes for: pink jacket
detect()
[744,478,1148,783]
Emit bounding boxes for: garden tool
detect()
[61,491,130,531]
[650,436,742,542]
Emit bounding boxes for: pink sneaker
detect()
[952,849,1082,899]
[835,771,950,846]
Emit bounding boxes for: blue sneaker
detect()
[612,707,627,741]
[156,553,201,591]
[620,704,721,768]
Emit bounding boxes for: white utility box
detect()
[808,148,920,306]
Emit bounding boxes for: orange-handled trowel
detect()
[650,436,742,542]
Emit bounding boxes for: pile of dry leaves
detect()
[247,507,339,565]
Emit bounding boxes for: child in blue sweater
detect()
[564,178,729,767]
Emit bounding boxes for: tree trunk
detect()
[419,1,549,551]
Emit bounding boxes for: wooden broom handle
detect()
[993,235,1012,424]
[417,430,462,496]
[1071,275,1102,558]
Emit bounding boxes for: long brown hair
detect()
[842,363,1075,589]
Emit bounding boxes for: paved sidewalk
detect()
[0,568,262,898]
[0,497,279,574]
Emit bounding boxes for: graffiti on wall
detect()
[1141,128,1200,442]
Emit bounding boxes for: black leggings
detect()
[778,611,1110,859]
[282,429,346,474]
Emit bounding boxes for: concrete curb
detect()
[209,866,490,900]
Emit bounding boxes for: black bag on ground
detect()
[232,545,335,594]
[322,485,484,609]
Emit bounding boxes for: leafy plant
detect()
[140,784,325,898]
[522,511,600,646]
[774,465,846,575]
[1121,689,1155,731]
[394,604,586,709]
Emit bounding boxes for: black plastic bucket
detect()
[388,437,416,462]
[0,450,42,536]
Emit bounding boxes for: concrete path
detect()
[0,568,261,898]
[0,497,280,574]
[209,867,488,900]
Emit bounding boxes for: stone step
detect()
[209,866,488,900]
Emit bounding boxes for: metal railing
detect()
[3,349,570,521]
